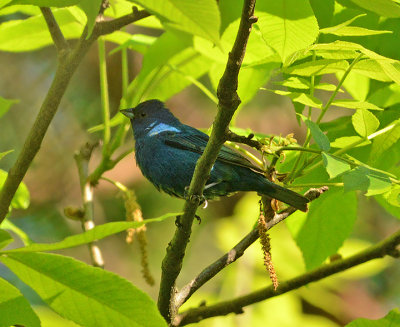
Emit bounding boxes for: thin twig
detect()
[174,187,327,309]
[175,226,400,326]
[40,7,69,54]
[157,0,257,322]
[226,131,262,150]
[95,7,150,36]
[74,143,104,268]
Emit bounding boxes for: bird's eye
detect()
[140,113,147,118]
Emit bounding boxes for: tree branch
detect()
[226,131,262,150]
[40,7,69,54]
[157,0,257,322]
[174,187,328,309]
[175,227,400,326]
[0,10,151,224]
[95,7,150,36]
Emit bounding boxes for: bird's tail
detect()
[258,179,309,212]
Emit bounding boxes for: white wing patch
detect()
[146,122,180,136]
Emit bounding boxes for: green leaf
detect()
[194,18,276,66]
[319,14,392,36]
[0,170,30,210]
[269,90,323,108]
[124,30,193,106]
[379,61,400,85]
[349,0,400,18]
[1,219,33,245]
[0,277,40,327]
[345,308,400,326]
[375,192,400,220]
[321,26,392,36]
[303,118,330,151]
[0,8,83,52]
[108,33,156,55]
[338,71,370,102]
[343,166,392,195]
[332,99,384,111]
[276,77,342,92]
[142,52,211,101]
[370,120,400,164]
[78,0,102,37]
[0,96,19,118]
[284,59,349,76]
[131,0,220,45]
[287,190,358,270]
[322,152,351,179]
[0,149,13,161]
[353,60,393,82]
[330,136,371,148]
[3,213,179,253]
[352,109,380,137]
[368,83,400,108]
[256,0,319,62]
[0,229,13,250]
[7,0,80,6]
[0,252,167,327]
[319,14,366,34]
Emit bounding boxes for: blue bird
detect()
[121,100,309,212]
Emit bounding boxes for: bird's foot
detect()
[195,214,202,224]
[184,187,206,206]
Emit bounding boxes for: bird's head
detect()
[121,99,181,138]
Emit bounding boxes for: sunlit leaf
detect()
[3,213,179,253]
[0,170,30,210]
[0,252,167,327]
[0,150,13,161]
[321,26,392,36]
[6,0,80,6]
[332,99,383,111]
[303,118,330,151]
[370,119,400,164]
[130,0,220,45]
[349,0,400,18]
[368,83,400,108]
[269,90,323,108]
[256,0,319,62]
[330,136,370,148]
[284,59,349,76]
[352,109,379,137]
[342,166,392,195]
[322,152,351,179]
[287,190,358,270]
[0,229,13,250]
[78,0,101,37]
[345,308,400,326]
[0,277,40,327]
[0,96,19,118]
[0,8,83,52]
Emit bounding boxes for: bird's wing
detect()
[161,129,265,174]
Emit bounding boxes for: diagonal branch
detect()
[175,227,400,326]
[40,7,69,53]
[175,187,328,309]
[95,8,150,36]
[157,0,257,322]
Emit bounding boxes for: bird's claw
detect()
[184,187,206,206]
[195,214,202,224]
[175,215,182,228]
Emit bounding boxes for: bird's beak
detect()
[120,108,135,119]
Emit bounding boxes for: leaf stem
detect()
[98,37,111,154]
